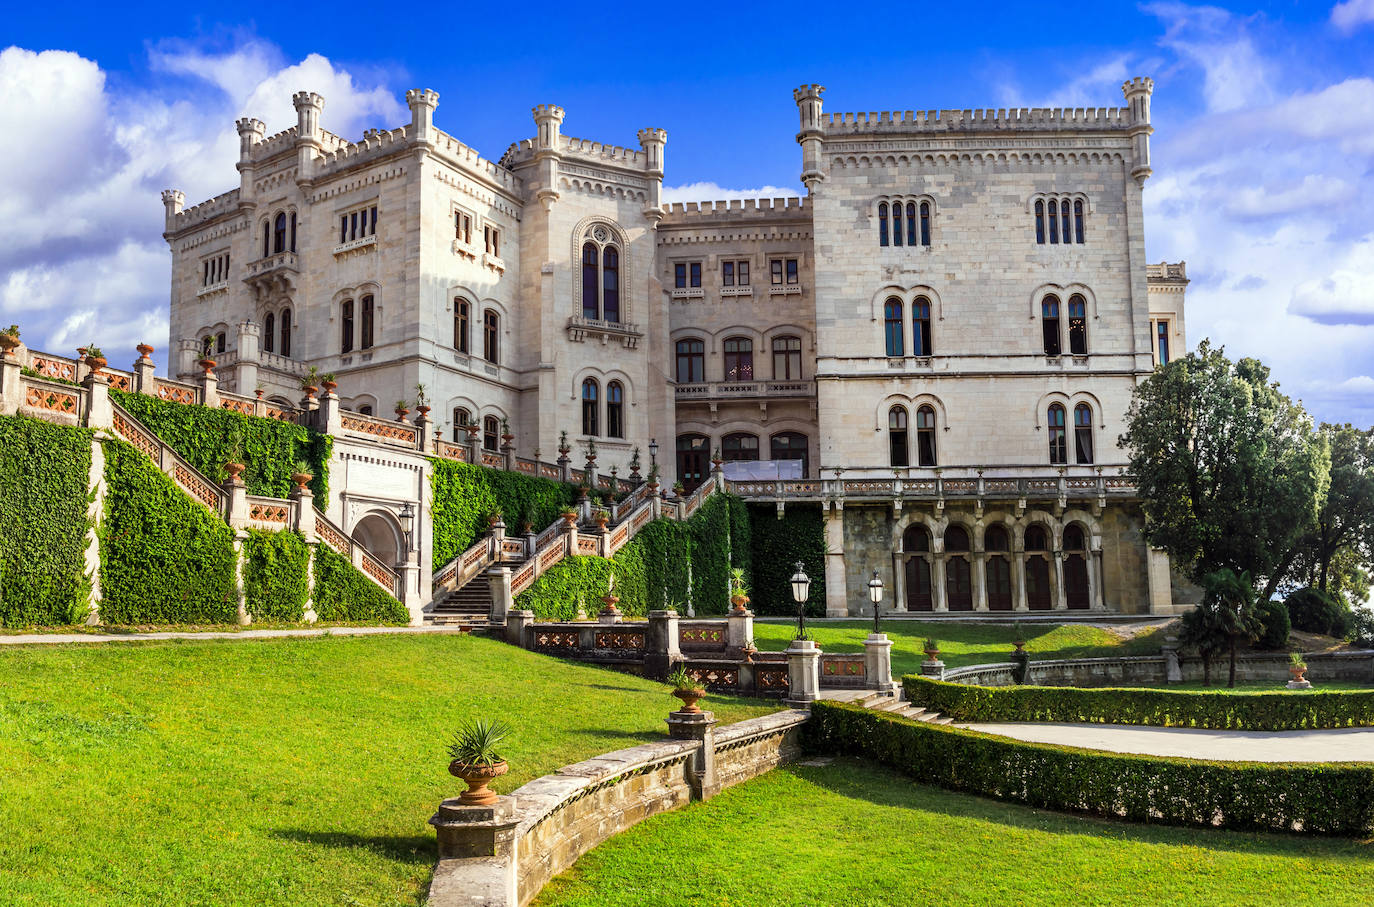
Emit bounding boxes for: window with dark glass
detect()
[786,259,798,284]
[723,337,753,381]
[916,405,937,467]
[483,416,499,451]
[1042,296,1062,356]
[1061,198,1073,243]
[289,213,297,252]
[455,211,472,244]
[675,339,704,383]
[215,332,226,354]
[201,335,213,357]
[772,335,802,380]
[607,381,624,438]
[919,201,931,246]
[889,406,909,467]
[722,433,759,461]
[484,224,500,257]
[1074,200,1085,243]
[1048,200,1059,244]
[453,407,470,431]
[722,261,734,286]
[360,295,374,349]
[677,434,709,493]
[263,313,275,352]
[273,213,287,254]
[1035,200,1045,244]
[722,259,750,287]
[878,203,889,247]
[1068,294,1087,355]
[770,432,808,476]
[689,261,701,288]
[359,405,373,416]
[603,247,620,322]
[892,202,903,246]
[1048,403,1067,464]
[1156,321,1170,365]
[771,260,783,285]
[454,299,470,353]
[280,308,292,358]
[341,299,354,353]
[262,221,270,258]
[912,296,932,356]
[581,379,599,436]
[1074,403,1094,464]
[884,298,904,357]
[674,263,686,289]
[483,310,499,363]
[906,203,917,247]
[582,244,599,319]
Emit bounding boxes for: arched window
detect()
[884,298,904,357]
[603,246,620,323]
[360,295,375,350]
[1047,200,1059,245]
[1042,296,1062,356]
[906,203,917,247]
[772,335,802,380]
[607,381,624,438]
[1064,524,1089,609]
[263,313,275,353]
[1048,403,1067,464]
[1024,524,1052,610]
[722,433,759,462]
[770,432,808,477]
[215,332,226,354]
[273,212,287,254]
[280,308,292,358]
[675,339,704,384]
[262,221,270,258]
[892,201,903,247]
[483,416,499,451]
[359,405,373,416]
[945,526,969,552]
[454,299,470,354]
[581,378,599,436]
[912,296,932,356]
[1025,525,1048,550]
[723,337,753,381]
[289,212,297,253]
[483,311,499,363]
[985,525,1013,611]
[453,407,471,432]
[878,202,889,247]
[341,299,354,353]
[1064,524,1085,550]
[916,405,937,467]
[919,201,931,246]
[677,434,709,493]
[903,524,933,611]
[1068,294,1087,355]
[945,526,972,611]
[1034,200,1045,244]
[1074,403,1094,464]
[1061,198,1073,243]
[903,524,930,552]
[200,335,213,356]
[888,405,909,467]
[1074,199,1085,243]
[581,243,599,319]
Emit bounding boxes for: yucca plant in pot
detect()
[667,665,706,713]
[0,324,19,356]
[1289,651,1309,683]
[446,718,511,806]
[729,567,750,614]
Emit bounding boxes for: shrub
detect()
[1286,587,1354,638]
[429,459,576,566]
[312,544,409,624]
[1352,606,1374,648]
[747,503,825,616]
[1255,598,1291,650]
[904,674,1374,731]
[804,701,1374,836]
[242,529,310,622]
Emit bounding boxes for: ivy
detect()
[689,494,733,614]
[0,414,93,626]
[312,544,409,624]
[747,503,826,616]
[430,458,577,566]
[99,439,238,624]
[242,529,309,622]
[112,390,332,506]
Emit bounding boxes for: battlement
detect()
[660,196,809,223]
[821,106,1133,134]
[429,128,523,194]
[167,188,241,232]
[315,125,411,169]
[1146,261,1187,282]
[559,134,647,166]
[251,126,300,159]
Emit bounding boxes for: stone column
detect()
[133,344,157,395]
[232,531,251,626]
[892,552,907,612]
[487,566,513,625]
[199,365,219,409]
[317,390,344,437]
[1053,551,1067,610]
[1014,551,1028,611]
[824,505,848,617]
[291,485,316,541]
[0,349,20,416]
[864,633,895,693]
[665,709,719,801]
[82,438,106,626]
[783,638,821,707]
[726,609,754,655]
[973,552,988,612]
[1091,548,1106,610]
[223,475,249,530]
[82,372,113,431]
[933,557,948,612]
[645,609,681,680]
[235,322,260,394]
[428,798,519,906]
[415,410,433,452]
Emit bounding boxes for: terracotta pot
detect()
[465,425,481,439]
[416,405,430,416]
[448,760,509,806]
[136,343,154,359]
[562,512,578,525]
[1012,641,1026,654]
[224,462,245,480]
[0,333,19,356]
[321,380,338,393]
[1290,665,1308,682]
[711,458,723,468]
[291,472,313,491]
[672,688,706,713]
[302,385,319,398]
[601,594,619,611]
[88,355,109,374]
[501,432,514,443]
[197,357,215,373]
[395,409,409,421]
[254,389,264,399]
[924,649,941,662]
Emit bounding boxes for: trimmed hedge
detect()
[242,529,310,622]
[0,414,93,626]
[430,459,577,566]
[747,502,826,616]
[805,700,1374,835]
[312,544,409,624]
[99,439,238,623]
[112,390,332,506]
[904,674,1374,731]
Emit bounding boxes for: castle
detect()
[160,80,1192,616]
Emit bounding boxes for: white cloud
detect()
[1224,174,1354,219]
[1145,2,1273,112]
[662,182,801,204]
[1289,244,1374,325]
[1331,0,1374,32]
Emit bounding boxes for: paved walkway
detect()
[962,721,1374,762]
[0,625,468,646]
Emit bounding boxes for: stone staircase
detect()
[823,688,954,725]
[429,580,495,625]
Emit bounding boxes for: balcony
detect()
[675,379,816,402]
[566,316,643,349]
[670,287,704,300]
[243,252,299,299]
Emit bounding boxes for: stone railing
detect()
[314,508,400,598]
[728,466,1137,505]
[674,379,816,401]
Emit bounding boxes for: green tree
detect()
[1204,568,1265,688]
[1290,424,1374,604]
[1120,341,1328,599]
[1177,597,1228,687]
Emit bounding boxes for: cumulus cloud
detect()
[1289,244,1374,325]
[1146,2,1273,111]
[1331,0,1374,32]
[662,182,800,204]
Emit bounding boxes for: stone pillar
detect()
[317,389,343,437]
[1091,548,1106,611]
[428,798,519,905]
[973,552,988,611]
[301,541,319,624]
[824,505,847,617]
[783,638,821,707]
[415,410,434,453]
[557,452,571,484]
[232,531,251,626]
[645,609,681,680]
[892,552,907,612]
[506,609,535,648]
[199,365,219,409]
[1053,552,1068,610]
[235,322,260,394]
[726,609,754,655]
[223,475,249,530]
[0,350,20,416]
[648,485,662,520]
[82,372,113,431]
[919,656,946,680]
[933,557,948,612]
[487,566,513,625]
[665,709,719,801]
[1161,640,1183,683]
[291,485,316,542]
[466,428,482,466]
[1014,551,1028,611]
[864,632,895,693]
[133,344,157,395]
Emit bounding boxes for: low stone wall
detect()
[943,650,1374,688]
[428,708,809,906]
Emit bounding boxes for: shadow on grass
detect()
[563,727,663,744]
[270,829,434,865]
[786,757,1374,859]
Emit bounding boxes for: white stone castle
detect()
[161,79,1192,615]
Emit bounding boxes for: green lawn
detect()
[752,619,1165,678]
[537,758,1374,907]
[0,634,777,906]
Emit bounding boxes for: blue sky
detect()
[2,0,1373,425]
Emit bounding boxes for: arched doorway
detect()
[352,512,402,567]
[1064,524,1090,609]
[984,525,1013,611]
[903,524,933,611]
[1024,524,1053,611]
[945,526,972,611]
[676,434,709,494]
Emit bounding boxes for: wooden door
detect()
[1026,556,1052,610]
[1065,554,1090,609]
[905,557,932,611]
[986,556,1012,610]
[946,557,972,611]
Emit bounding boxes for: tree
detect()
[1178,599,1228,686]
[1290,424,1374,603]
[1203,568,1265,688]
[1120,341,1329,599]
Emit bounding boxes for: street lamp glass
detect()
[790,561,810,603]
[868,571,884,603]
[648,438,659,460]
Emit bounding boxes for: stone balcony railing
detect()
[674,378,816,402]
[565,315,643,349]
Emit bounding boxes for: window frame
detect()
[581,378,599,437]
[341,299,354,354]
[483,416,500,452]
[884,298,905,358]
[721,432,760,462]
[888,406,909,468]
[607,381,624,439]
[916,405,937,467]
[454,298,470,354]
[772,335,803,380]
[1042,296,1062,357]
[912,296,933,357]
[1074,403,1094,464]
[722,337,754,382]
[1067,294,1087,355]
[483,310,499,364]
[675,338,705,384]
[360,295,375,350]
[1048,403,1068,465]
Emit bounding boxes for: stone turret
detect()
[407,88,440,146]
[235,117,266,207]
[793,84,826,193]
[532,104,566,210]
[293,91,325,183]
[1122,77,1154,185]
[638,127,668,221]
[160,189,185,230]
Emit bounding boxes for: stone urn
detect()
[593,512,610,530]
[321,379,338,394]
[672,687,706,713]
[85,352,109,374]
[730,593,750,614]
[600,592,620,616]
[448,760,509,807]
[465,424,481,441]
[302,385,319,400]
[291,471,313,491]
[0,332,19,357]
[416,404,431,417]
[224,462,246,482]
[1290,663,1308,683]
[561,510,578,527]
[395,407,410,421]
[136,343,154,361]
[924,646,941,664]
[1012,639,1026,654]
[197,357,216,374]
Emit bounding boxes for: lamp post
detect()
[790,560,811,640]
[399,501,415,554]
[648,438,658,470]
[869,570,884,634]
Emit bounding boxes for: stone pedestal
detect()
[864,632,896,692]
[727,608,754,654]
[784,638,821,707]
[487,566,513,625]
[428,796,519,906]
[1162,642,1183,683]
[645,609,681,680]
[665,709,719,800]
[0,352,20,416]
[82,372,113,430]
[506,609,534,647]
[919,658,945,680]
[1286,679,1312,690]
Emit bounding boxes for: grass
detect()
[537,757,1374,906]
[0,634,778,906]
[752,619,1166,678]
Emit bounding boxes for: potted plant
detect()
[519,507,534,535]
[414,383,429,414]
[711,447,723,469]
[647,463,661,490]
[592,509,610,529]
[83,344,108,374]
[488,510,504,529]
[558,429,571,457]
[291,463,314,492]
[561,507,579,526]
[923,637,941,663]
[321,372,338,394]
[300,366,320,397]
[0,325,19,357]
[194,343,214,372]
[254,386,265,400]
[500,418,514,445]
[667,665,706,713]
[585,438,598,464]
[672,481,685,496]
[463,419,480,440]
[1289,652,1309,684]
[729,567,751,614]
[224,436,246,482]
[1011,621,1027,654]
[136,342,154,361]
[629,447,642,479]
[446,718,511,807]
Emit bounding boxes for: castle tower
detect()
[160,189,185,231]
[235,117,266,207]
[1122,77,1154,185]
[793,84,826,193]
[406,88,440,146]
[637,128,668,222]
[532,104,566,210]
[292,91,325,184]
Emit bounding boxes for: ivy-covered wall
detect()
[242,529,310,622]
[747,503,827,616]
[312,544,410,624]
[99,439,239,624]
[0,414,94,626]
[112,390,332,505]
[430,458,577,566]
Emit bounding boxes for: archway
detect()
[903,524,933,611]
[352,512,402,567]
[1064,524,1091,610]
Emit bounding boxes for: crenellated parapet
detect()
[821,106,1133,133]
[660,196,809,222]
[429,128,524,196]
[164,188,241,235]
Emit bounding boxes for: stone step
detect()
[870,697,907,712]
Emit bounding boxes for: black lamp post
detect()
[399,501,415,554]
[648,438,658,470]
[868,570,884,634]
[790,560,811,640]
